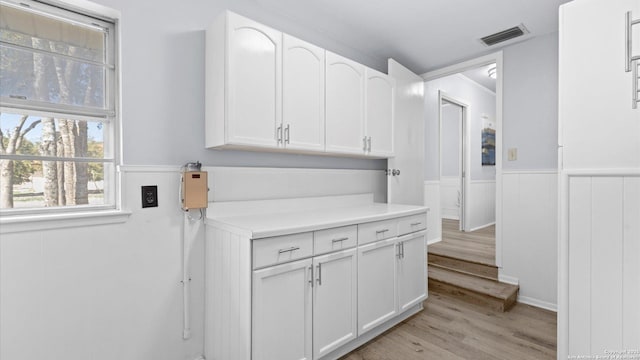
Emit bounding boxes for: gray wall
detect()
[502,32,559,170]
[95,0,386,169]
[424,74,497,181]
[441,104,461,177]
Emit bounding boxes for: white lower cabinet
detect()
[206,204,428,360]
[252,259,313,360]
[358,231,427,335]
[397,232,428,312]
[312,249,358,358]
[357,238,398,335]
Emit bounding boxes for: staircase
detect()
[428,248,519,312]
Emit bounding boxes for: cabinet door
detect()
[226,13,282,148]
[325,51,366,155]
[312,248,358,358]
[365,68,395,157]
[397,232,427,312]
[252,259,312,360]
[559,0,640,169]
[283,34,325,151]
[357,238,398,335]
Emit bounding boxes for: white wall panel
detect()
[501,171,557,308]
[469,180,495,231]
[567,175,640,357]
[623,177,640,350]
[590,178,624,354]
[439,176,460,220]
[568,177,592,355]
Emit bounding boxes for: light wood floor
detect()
[429,219,496,266]
[341,289,557,360]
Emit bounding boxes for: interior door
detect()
[387,59,425,205]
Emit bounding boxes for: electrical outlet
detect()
[508,148,518,161]
[141,185,158,208]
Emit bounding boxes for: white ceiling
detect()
[247,0,571,74]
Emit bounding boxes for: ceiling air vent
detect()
[480,24,529,46]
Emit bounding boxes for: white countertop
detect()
[206,201,428,239]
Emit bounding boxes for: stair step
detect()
[428,253,498,280]
[428,265,519,312]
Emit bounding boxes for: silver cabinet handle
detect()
[367,136,372,152]
[363,136,367,151]
[278,246,299,254]
[285,124,290,144]
[316,263,322,286]
[276,125,283,144]
[411,222,422,226]
[396,243,402,259]
[626,11,640,72]
[308,265,314,287]
[376,229,389,234]
[401,242,405,259]
[332,237,349,243]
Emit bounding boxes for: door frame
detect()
[438,92,469,232]
[421,51,504,267]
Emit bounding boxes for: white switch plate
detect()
[508,148,518,161]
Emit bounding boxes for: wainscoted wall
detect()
[565,174,639,357]
[468,180,496,231]
[423,181,441,244]
[439,176,460,220]
[0,167,384,360]
[501,170,557,310]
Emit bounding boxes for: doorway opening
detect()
[423,55,500,268]
[439,95,468,232]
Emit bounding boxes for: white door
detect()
[312,248,358,359]
[226,13,282,148]
[357,238,398,335]
[252,259,312,360]
[397,232,428,312]
[365,68,395,157]
[325,51,366,155]
[282,34,325,151]
[387,59,425,205]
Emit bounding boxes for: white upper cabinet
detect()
[282,34,326,151]
[206,11,395,158]
[365,68,395,157]
[206,12,282,149]
[559,0,640,169]
[325,51,366,155]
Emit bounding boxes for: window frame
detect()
[0,0,121,217]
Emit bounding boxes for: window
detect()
[0,0,117,214]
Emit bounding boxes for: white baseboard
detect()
[469,222,495,232]
[427,237,442,245]
[517,295,557,312]
[441,214,459,220]
[498,273,519,285]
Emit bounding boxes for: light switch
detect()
[508,148,518,161]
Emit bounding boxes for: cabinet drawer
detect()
[314,225,357,255]
[398,213,427,236]
[358,218,399,245]
[253,232,313,269]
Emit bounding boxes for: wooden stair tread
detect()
[428,265,518,300]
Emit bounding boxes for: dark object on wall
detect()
[482,128,496,166]
[141,185,158,208]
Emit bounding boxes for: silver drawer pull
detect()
[410,222,422,226]
[278,246,300,254]
[376,229,389,234]
[332,237,349,243]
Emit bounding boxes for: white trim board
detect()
[469,222,495,232]
[518,296,557,313]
